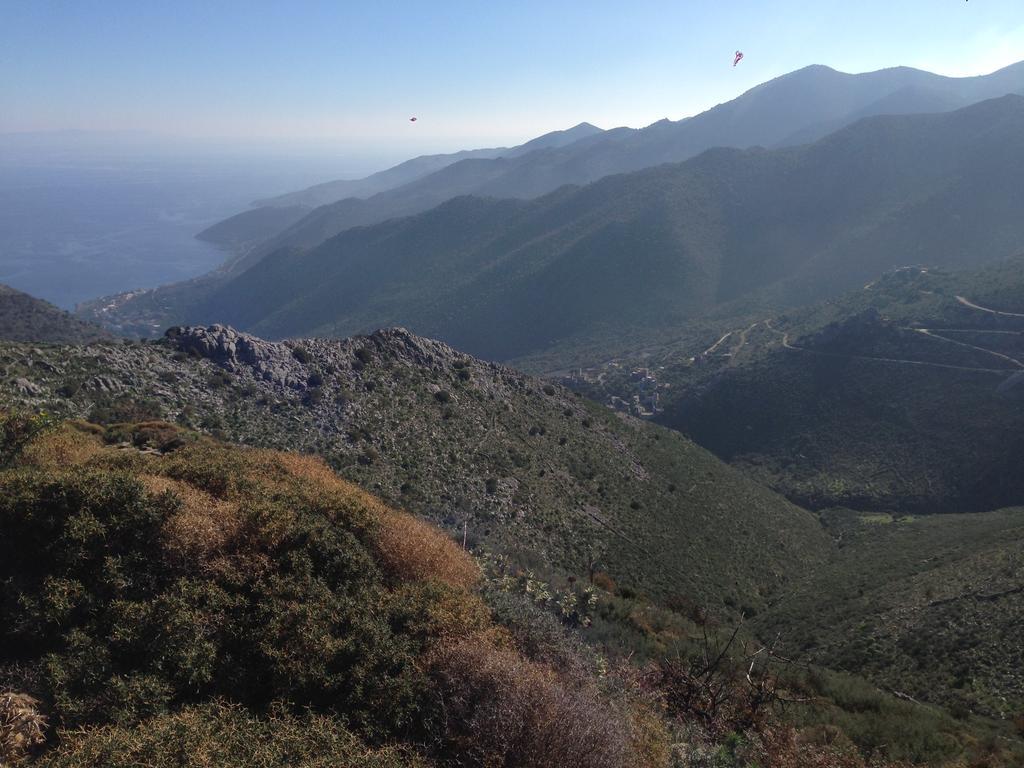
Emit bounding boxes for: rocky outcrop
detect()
[164,324,494,391]
[165,325,307,389]
[13,378,42,396]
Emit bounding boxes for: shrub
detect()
[434,390,451,405]
[426,636,629,768]
[291,347,310,364]
[36,702,427,768]
[592,571,617,593]
[56,380,82,398]
[1,692,47,765]
[89,397,163,425]
[1,410,55,467]
[484,590,598,679]
[373,511,479,589]
[0,424,472,739]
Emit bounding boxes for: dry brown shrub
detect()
[394,584,500,644]
[427,635,629,768]
[142,475,244,569]
[0,692,47,765]
[240,449,378,525]
[66,420,105,436]
[592,571,617,593]
[375,510,479,589]
[17,427,103,470]
[626,699,673,768]
[274,451,354,494]
[242,451,481,591]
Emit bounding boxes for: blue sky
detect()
[2,0,1023,156]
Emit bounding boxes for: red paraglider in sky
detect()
[733,50,744,67]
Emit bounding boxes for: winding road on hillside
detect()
[763,320,1017,374]
[911,328,1024,369]
[956,295,1024,318]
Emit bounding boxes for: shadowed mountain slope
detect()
[656,256,1024,513]
[254,122,604,210]
[87,97,1024,365]
[199,123,606,256]
[0,284,113,344]
[225,61,1024,258]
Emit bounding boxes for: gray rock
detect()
[13,377,42,396]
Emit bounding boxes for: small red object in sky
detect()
[733,50,744,67]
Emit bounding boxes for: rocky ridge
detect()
[0,325,829,613]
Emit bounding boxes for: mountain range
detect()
[83,60,1024,344]
[202,61,1024,260]
[247,121,605,209]
[9,56,1024,768]
[84,95,1024,365]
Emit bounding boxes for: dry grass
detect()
[374,510,479,590]
[15,427,104,471]
[0,692,47,765]
[141,475,246,572]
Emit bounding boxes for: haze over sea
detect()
[0,134,386,309]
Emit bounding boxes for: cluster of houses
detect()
[607,367,662,417]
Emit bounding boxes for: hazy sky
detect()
[2,0,1022,156]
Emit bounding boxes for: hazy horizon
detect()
[3,0,1023,159]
